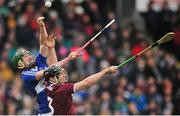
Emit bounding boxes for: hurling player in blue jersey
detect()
[12,17,79,115]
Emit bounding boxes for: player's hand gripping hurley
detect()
[77,19,115,53]
[117,32,175,69]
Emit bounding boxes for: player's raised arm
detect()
[37,17,48,57]
[59,52,79,66]
[37,17,48,45]
[37,17,58,65]
[74,66,118,91]
[50,51,79,67]
[45,34,58,65]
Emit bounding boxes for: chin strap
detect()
[55,76,60,83]
[48,76,60,84]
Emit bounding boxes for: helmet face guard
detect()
[48,68,69,84]
[60,69,69,82]
[26,51,36,68]
[12,49,35,69]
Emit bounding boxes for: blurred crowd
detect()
[0,0,179,115]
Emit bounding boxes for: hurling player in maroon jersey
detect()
[45,65,118,115]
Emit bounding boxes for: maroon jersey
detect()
[45,83,75,115]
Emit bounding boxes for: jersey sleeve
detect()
[35,53,47,66]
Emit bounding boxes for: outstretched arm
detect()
[45,34,58,65]
[74,66,118,91]
[37,17,48,57]
[37,17,58,65]
[56,52,79,66]
[51,51,79,67]
[58,52,79,66]
[37,17,48,45]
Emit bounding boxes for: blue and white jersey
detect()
[21,53,51,114]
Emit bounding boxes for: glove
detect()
[43,65,61,79]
